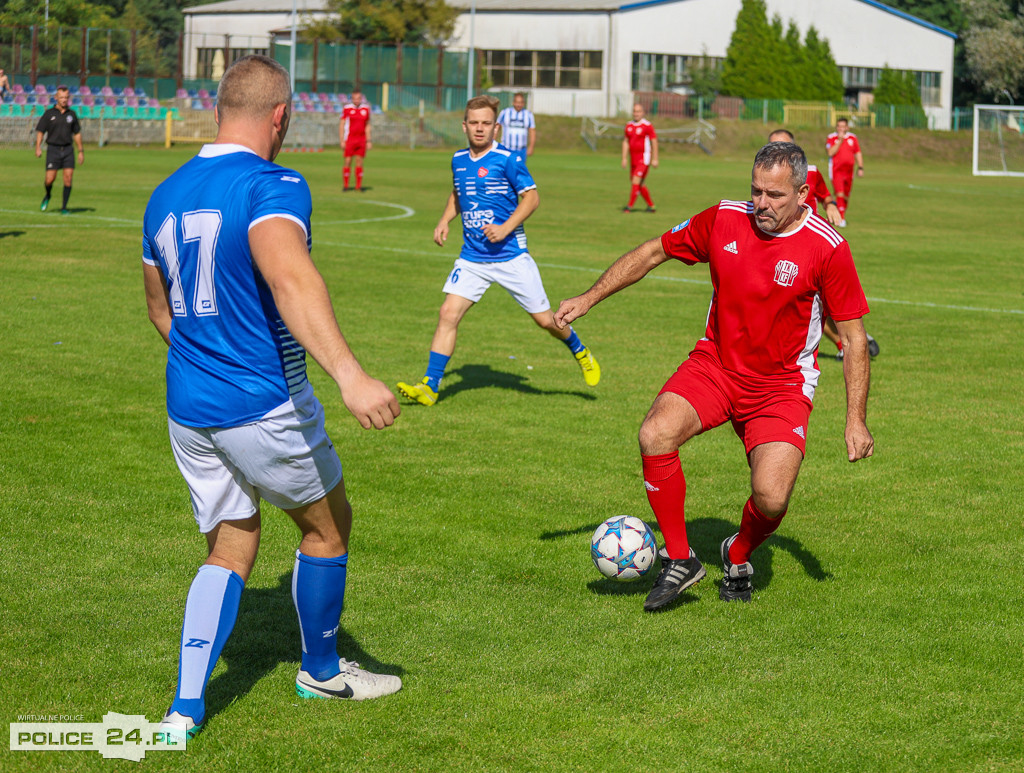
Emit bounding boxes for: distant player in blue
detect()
[141,55,402,742]
[397,95,599,406]
[496,92,536,156]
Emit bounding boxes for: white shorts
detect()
[442,254,551,314]
[168,385,344,533]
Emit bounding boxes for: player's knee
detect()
[638,415,678,455]
[750,488,789,518]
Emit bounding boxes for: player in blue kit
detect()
[141,55,402,741]
[397,95,600,406]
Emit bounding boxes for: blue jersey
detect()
[452,142,536,263]
[142,144,312,428]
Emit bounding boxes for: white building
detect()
[182,0,957,127]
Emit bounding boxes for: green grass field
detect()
[1,138,1023,772]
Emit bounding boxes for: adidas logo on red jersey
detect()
[723,241,738,254]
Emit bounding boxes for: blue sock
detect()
[424,350,450,391]
[170,565,245,724]
[292,551,348,682]
[562,328,586,355]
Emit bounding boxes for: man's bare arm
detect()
[554,237,672,328]
[249,217,399,430]
[834,317,874,461]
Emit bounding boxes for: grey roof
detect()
[183,0,955,37]
[184,0,328,15]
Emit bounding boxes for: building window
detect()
[484,50,602,90]
[840,65,941,106]
[196,47,269,80]
[631,52,723,92]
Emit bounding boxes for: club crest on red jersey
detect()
[774,260,799,287]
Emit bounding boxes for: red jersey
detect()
[805,165,832,214]
[625,119,656,162]
[342,102,371,141]
[826,131,860,174]
[660,200,869,399]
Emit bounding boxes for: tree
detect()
[962,0,1024,101]
[721,0,784,98]
[303,0,459,44]
[802,27,844,102]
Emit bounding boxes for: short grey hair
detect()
[754,142,807,190]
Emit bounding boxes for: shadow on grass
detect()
[558,517,831,598]
[55,207,96,215]
[436,362,598,404]
[0,230,26,238]
[204,571,405,721]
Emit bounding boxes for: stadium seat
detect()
[12,83,24,94]
[197,88,209,99]
[114,106,128,118]
[100,86,113,96]
[104,96,116,106]
[201,98,214,110]
[71,96,83,105]
[123,87,135,97]
[45,84,56,94]
[187,89,199,98]
[34,84,47,95]
[126,96,139,107]
[112,86,124,96]
[176,88,188,99]
[79,85,91,96]
[136,87,146,97]
[14,94,27,105]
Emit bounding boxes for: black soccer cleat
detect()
[720,534,753,602]
[643,547,706,611]
[645,206,657,213]
[867,334,880,358]
[622,205,633,213]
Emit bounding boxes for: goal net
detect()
[973,104,1024,177]
[581,117,716,155]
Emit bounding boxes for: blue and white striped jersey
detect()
[451,141,536,263]
[496,106,535,152]
[142,144,312,428]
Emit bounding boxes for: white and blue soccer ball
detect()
[590,515,658,582]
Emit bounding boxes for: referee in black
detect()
[34,85,84,214]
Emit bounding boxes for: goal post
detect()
[972,104,1024,177]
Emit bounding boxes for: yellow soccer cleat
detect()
[574,347,601,387]
[397,378,438,406]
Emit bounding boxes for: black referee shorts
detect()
[45,145,75,170]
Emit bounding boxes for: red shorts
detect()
[832,168,854,199]
[344,136,367,158]
[659,345,812,456]
[630,157,650,180]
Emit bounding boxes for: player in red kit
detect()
[621,103,658,213]
[556,142,874,610]
[340,88,372,191]
[771,129,879,360]
[826,117,864,226]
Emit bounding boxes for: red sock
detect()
[729,498,785,565]
[837,197,847,217]
[628,184,640,208]
[639,186,654,207]
[356,167,363,190]
[641,452,689,558]
[835,339,844,353]
[343,168,350,189]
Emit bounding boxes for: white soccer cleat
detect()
[157,711,203,743]
[296,658,402,701]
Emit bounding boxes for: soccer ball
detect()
[590,515,658,582]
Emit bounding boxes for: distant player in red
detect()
[340,88,372,191]
[621,103,658,213]
[826,117,864,226]
[772,128,879,361]
[556,142,874,610]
